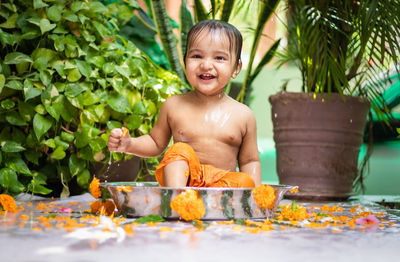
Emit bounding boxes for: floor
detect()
[1,193,399,262]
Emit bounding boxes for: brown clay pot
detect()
[269,92,370,200]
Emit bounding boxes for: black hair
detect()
[184,19,243,67]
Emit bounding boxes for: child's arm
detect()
[108,98,173,158]
[238,111,262,186]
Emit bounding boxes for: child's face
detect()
[185,30,242,97]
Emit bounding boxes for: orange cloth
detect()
[155,142,255,188]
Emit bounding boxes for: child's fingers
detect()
[110,128,123,138]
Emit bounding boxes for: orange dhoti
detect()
[155,142,255,188]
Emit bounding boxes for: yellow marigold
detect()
[90,200,115,216]
[116,185,133,192]
[0,194,18,212]
[170,189,205,221]
[89,177,101,199]
[279,203,310,221]
[252,184,276,210]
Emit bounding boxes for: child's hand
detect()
[108,127,130,153]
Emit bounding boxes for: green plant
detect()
[279,0,400,116]
[0,0,183,196]
[139,0,281,105]
[277,0,400,190]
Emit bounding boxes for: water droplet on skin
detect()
[274,113,278,118]
[350,119,353,123]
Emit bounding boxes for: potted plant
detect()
[270,0,400,199]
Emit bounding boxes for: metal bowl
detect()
[102,182,297,220]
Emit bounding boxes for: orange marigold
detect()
[170,189,205,221]
[252,184,276,210]
[0,194,18,212]
[89,177,102,199]
[90,200,115,216]
[279,203,310,221]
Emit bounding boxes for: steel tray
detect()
[102,182,297,220]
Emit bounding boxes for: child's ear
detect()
[231,60,242,79]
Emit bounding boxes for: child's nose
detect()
[200,59,212,70]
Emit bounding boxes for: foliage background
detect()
[0,0,184,197]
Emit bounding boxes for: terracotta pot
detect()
[269,92,370,200]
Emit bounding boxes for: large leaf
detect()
[4,52,32,64]
[107,92,132,113]
[33,113,53,140]
[1,141,25,153]
[0,168,24,194]
[69,154,86,177]
[5,154,31,175]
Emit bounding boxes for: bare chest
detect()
[169,109,244,147]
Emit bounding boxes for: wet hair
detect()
[184,19,243,67]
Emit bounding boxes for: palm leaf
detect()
[220,0,235,22]
[179,0,194,59]
[150,0,186,82]
[237,0,280,103]
[193,0,209,22]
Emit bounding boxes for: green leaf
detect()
[29,182,52,195]
[0,168,24,194]
[76,60,92,78]
[71,1,88,13]
[1,98,15,110]
[134,214,165,224]
[0,13,18,29]
[4,52,32,64]
[33,113,53,140]
[33,0,48,9]
[0,74,5,93]
[5,80,23,90]
[133,101,147,115]
[6,111,27,126]
[47,6,62,22]
[76,169,91,188]
[54,136,69,150]
[39,19,56,34]
[24,150,42,165]
[18,101,35,122]
[44,138,56,148]
[61,132,74,143]
[51,146,66,160]
[67,68,82,82]
[107,92,132,113]
[89,2,108,13]
[69,154,86,177]
[65,83,87,97]
[1,141,25,153]
[89,137,106,152]
[5,154,31,175]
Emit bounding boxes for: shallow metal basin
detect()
[102,182,297,220]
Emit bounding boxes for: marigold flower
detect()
[89,177,102,199]
[170,189,205,221]
[278,203,311,221]
[90,200,115,216]
[252,184,276,210]
[0,194,18,212]
[116,185,133,192]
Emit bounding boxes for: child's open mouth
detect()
[199,74,216,80]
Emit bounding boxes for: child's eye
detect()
[216,56,226,61]
[191,54,201,59]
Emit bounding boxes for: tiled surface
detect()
[1,194,399,262]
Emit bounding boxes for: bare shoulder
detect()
[226,96,256,120]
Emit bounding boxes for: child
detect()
[108,20,261,187]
